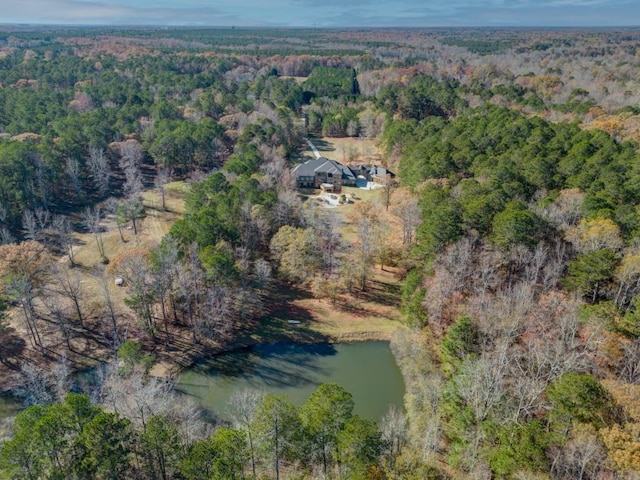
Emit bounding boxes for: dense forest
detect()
[2,26,640,478]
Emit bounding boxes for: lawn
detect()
[303,135,383,164]
[249,267,405,347]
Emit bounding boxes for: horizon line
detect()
[1,24,640,30]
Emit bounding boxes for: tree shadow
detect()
[308,136,336,152]
[0,333,26,370]
[179,341,337,390]
[356,279,402,308]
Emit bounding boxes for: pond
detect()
[177,341,405,422]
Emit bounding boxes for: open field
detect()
[302,135,383,164]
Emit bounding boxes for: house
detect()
[291,157,356,192]
[368,165,396,183]
[292,158,395,192]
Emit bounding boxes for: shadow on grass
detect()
[247,282,330,346]
[356,278,402,308]
[308,136,336,152]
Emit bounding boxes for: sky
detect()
[2,0,640,27]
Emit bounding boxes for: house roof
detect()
[292,157,356,182]
[368,165,396,178]
[291,159,395,184]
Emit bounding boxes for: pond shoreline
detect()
[177,339,406,422]
[150,328,400,379]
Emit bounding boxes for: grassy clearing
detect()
[72,181,186,268]
[250,267,405,347]
[70,181,187,308]
[303,135,383,164]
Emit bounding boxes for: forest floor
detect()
[0,182,188,389]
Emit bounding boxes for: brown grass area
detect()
[0,182,188,388]
[303,136,383,164]
[249,267,405,349]
[69,181,187,309]
[294,269,404,340]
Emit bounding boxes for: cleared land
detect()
[303,135,383,164]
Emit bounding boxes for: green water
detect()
[176,341,405,422]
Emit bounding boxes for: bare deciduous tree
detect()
[229,388,265,479]
[51,214,75,264]
[21,209,38,241]
[87,146,111,198]
[50,264,85,327]
[381,404,408,467]
[196,285,235,340]
[8,275,44,353]
[45,300,73,351]
[618,338,640,384]
[65,156,84,199]
[82,206,106,260]
[550,427,606,480]
[15,362,54,406]
[392,193,422,245]
[253,259,272,290]
[0,227,14,246]
[154,167,172,211]
[273,189,303,229]
[114,251,155,333]
[381,173,399,211]
[119,140,145,235]
[51,355,72,402]
[95,266,120,348]
[152,236,179,335]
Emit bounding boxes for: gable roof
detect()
[292,157,356,182]
[369,165,395,178]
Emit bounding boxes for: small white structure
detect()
[114,277,124,286]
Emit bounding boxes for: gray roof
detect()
[368,165,396,178]
[292,157,356,182]
[291,159,395,183]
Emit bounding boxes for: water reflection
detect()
[177,341,404,421]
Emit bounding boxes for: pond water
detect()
[177,341,405,422]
